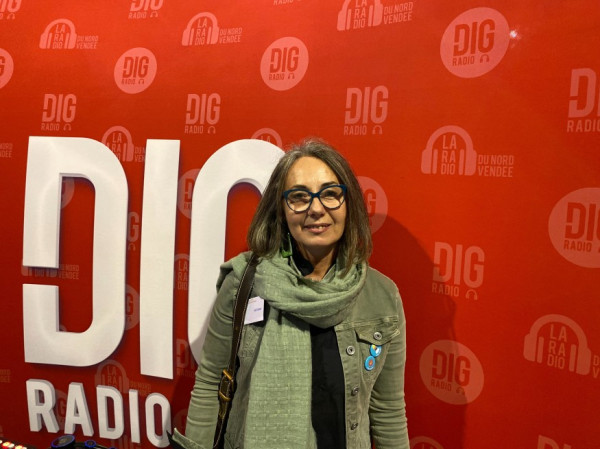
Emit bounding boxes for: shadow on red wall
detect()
[370,214,465,448]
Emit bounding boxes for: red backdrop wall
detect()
[1,1,599,448]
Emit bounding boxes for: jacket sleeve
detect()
[369,288,409,449]
[183,271,238,447]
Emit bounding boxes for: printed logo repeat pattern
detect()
[440,7,510,78]
[524,314,593,375]
[548,187,600,268]
[0,48,13,88]
[114,48,157,94]
[567,68,600,133]
[419,339,484,405]
[260,37,309,90]
[344,86,389,136]
[3,2,599,448]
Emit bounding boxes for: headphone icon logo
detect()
[465,289,478,300]
[251,128,282,148]
[102,126,135,162]
[421,125,477,175]
[182,12,220,46]
[337,0,384,31]
[40,19,77,49]
[523,314,592,375]
[95,359,130,393]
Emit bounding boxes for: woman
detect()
[172,139,408,448]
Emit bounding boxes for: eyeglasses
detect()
[282,184,347,212]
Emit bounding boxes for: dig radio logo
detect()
[523,314,593,376]
[54,389,68,430]
[178,169,200,219]
[128,0,163,19]
[41,94,77,132]
[0,0,20,20]
[420,339,484,405]
[567,68,600,133]
[0,48,13,89]
[440,7,510,78]
[337,0,414,31]
[260,37,309,91]
[125,284,140,330]
[548,187,600,268]
[432,242,484,300]
[344,86,388,136]
[184,93,221,135]
[128,211,141,252]
[175,338,196,379]
[114,48,157,94]
[358,176,388,234]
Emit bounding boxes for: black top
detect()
[292,250,346,449]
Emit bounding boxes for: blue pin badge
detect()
[370,344,382,357]
[364,355,376,371]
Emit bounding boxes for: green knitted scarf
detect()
[222,250,366,448]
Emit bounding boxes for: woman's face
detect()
[283,156,347,264]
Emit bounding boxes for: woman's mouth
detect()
[304,223,330,234]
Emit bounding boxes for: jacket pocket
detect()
[354,318,400,381]
[354,317,400,345]
[169,429,207,449]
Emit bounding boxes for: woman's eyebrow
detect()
[287,181,338,190]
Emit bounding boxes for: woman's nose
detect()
[307,197,325,215]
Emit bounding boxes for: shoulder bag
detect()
[213,252,258,448]
[168,253,259,449]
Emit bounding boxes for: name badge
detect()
[244,296,265,324]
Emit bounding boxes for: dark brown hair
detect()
[247,138,372,271]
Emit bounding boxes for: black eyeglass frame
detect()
[282,184,347,212]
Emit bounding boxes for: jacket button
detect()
[373,331,382,341]
[351,386,359,396]
[346,345,355,356]
[350,422,358,430]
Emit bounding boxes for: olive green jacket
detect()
[172,254,408,449]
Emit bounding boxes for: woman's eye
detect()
[290,192,310,202]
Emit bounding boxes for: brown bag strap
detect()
[213,253,258,449]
